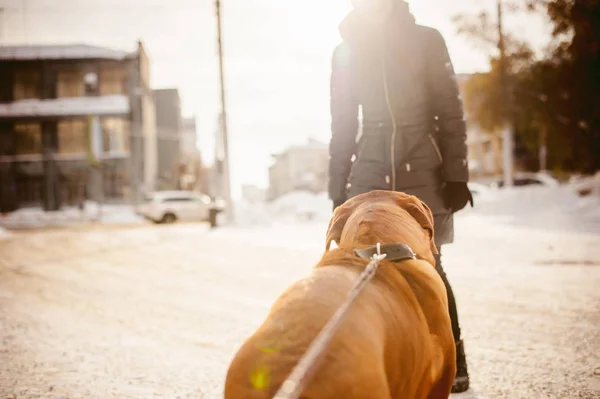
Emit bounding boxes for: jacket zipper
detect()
[429,133,443,163]
[381,44,397,191]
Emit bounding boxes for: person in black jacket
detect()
[328,0,473,393]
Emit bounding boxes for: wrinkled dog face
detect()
[326,191,438,265]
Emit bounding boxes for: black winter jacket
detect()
[328,8,469,246]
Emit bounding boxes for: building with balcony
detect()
[0,42,157,212]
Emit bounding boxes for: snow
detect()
[0,201,144,229]
[0,226,11,240]
[233,201,273,227]
[1,186,599,398]
[267,191,331,223]
[0,95,130,118]
[571,171,600,198]
[468,184,600,235]
[0,44,131,61]
[3,184,599,237]
[232,185,600,236]
[232,191,331,227]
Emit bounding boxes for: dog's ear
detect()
[397,194,439,255]
[326,200,357,251]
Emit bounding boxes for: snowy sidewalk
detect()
[0,210,599,398]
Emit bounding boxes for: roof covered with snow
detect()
[0,95,130,118]
[0,44,134,61]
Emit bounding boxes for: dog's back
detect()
[225,191,455,398]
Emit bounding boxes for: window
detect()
[101,118,130,154]
[0,123,13,155]
[14,123,42,155]
[13,70,41,100]
[84,72,99,96]
[99,67,127,95]
[56,71,84,98]
[0,67,13,102]
[57,120,87,154]
[163,197,193,203]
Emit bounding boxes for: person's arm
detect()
[329,44,359,206]
[426,29,469,183]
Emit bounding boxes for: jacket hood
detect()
[339,1,416,44]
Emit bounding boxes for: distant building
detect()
[153,88,181,190]
[268,138,328,200]
[180,117,198,158]
[0,42,157,212]
[457,74,503,178]
[456,73,504,178]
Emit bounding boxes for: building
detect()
[465,122,504,177]
[153,88,181,190]
[180,117,198,157]
[0,42,157,212]
[268,138,329,200]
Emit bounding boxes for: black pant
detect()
[434,250,461,343]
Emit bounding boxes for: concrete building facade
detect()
[268,138,328,200]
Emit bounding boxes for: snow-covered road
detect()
[1,200,599,398]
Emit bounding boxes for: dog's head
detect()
[326,191,438,265]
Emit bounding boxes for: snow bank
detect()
[0,201,144,229]
[230,191,332,227]
[0,226,11,240]
[462,185,600,235]
[571,171,600,198]
[234,185,600,236]
[84,202,145,225]
[267,191,331,224]
[233,201,273,227]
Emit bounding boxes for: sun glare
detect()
[290,0,353,49]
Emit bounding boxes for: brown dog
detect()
[225,190,456,399]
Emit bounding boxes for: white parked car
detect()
[137,191,224,226]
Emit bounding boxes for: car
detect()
[137,191,225,226]
[490,172,560,189]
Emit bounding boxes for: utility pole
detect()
[216,0,234,222]
[498,0,514,187]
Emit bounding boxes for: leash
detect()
[272,243,388,399]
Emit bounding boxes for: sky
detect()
[0,0,550,198]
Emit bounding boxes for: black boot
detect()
[452,340,470,393]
